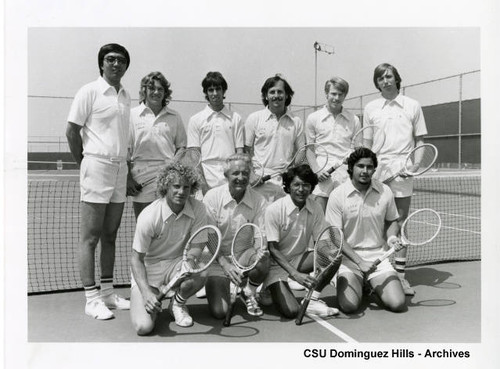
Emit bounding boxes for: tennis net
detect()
[27,171,481,294]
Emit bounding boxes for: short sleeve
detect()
[325,188,344,228]
[264,203,281,243]
[186,116,200,148]
[244,113,257,147]
[174,114,188,148]
[233,112,245,149]
[67,85,92,126]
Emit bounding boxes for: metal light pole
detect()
[314,41,335,108]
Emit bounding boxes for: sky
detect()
[28,27,480,138]
[4,1,500,369]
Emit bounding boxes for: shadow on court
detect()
[28,261,480,342]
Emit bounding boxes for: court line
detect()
[439,211,480,220]
[309,314,359,343]
[442,224,481,235]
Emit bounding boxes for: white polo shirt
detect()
[129,103,186,162]
[245,107,305,175]
[305,105,361,169]
[203,184,268,256]
[67,76,131,158]
[363,94,427,160]
[325,179,399,251]
[265,195,326,263]
[187,105,244,188]
[133,197,209,265]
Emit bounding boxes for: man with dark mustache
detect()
[244,74,306,204]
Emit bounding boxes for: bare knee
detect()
[134,320,155,336]
[385,297,406,313]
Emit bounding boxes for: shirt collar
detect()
[319,105,347,122]
[199,104,232,120]
[97,76,123,94]
[160,197,195,221]
[221,184,255,209]
[264,107,293,121]
[382,93,404,108]
[345,178,383,196]
[283,195,315,215]
[138,103,175,117]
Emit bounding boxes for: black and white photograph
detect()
[3,0,499,368]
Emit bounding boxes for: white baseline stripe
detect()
[309,314,358,343]
[442,224,481,235]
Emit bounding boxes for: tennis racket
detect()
[295,226,343,325]
[249,159,265,188]
[383,143,438,184]
[223,223,265,327]
[260,143,329,183]
[327,125,386,174]
[372,209,442,267]
[139,148,203,188]
[156,225,222,301]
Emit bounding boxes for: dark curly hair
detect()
[346,147,378,179]
[282,164,318,194]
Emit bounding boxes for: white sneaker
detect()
[399,278,415,296]
[305,299,339,317]
[287,278,305,291]
[168,299,193,327]
[241,291,263,316]
[101,292,130,310]
[196,286,207,298]
[85,298,114,320]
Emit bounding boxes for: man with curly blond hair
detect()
[130,162,210,335]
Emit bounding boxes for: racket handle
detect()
[261,174,271,182]
[295,289,314,325]
[327,160,344,174]
[376,248,396,264]
[223,301,236,327]
[156,277,177,301]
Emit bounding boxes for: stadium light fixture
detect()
[314,41,335,107]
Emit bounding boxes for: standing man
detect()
[325,147,406,313]
[187,71,244,195]
[363,63,428,295]
[263,164,340,319]
[66,43,131,319]
[245,74,306,204]
[130,162,210,335]
[305,76,361,212]
[127,71,187,218]
[203,154,270,319]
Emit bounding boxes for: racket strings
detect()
[352,126,386,153]
[314,228,343,270]
[292,144,327,173]
[187,229,220,272]
[406,145,437,175]
[403,212,441,245]
[175,149,201,167]
[249,160,264,187]
[232,225,261,270]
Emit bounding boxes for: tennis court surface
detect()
[27,169,481,342]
